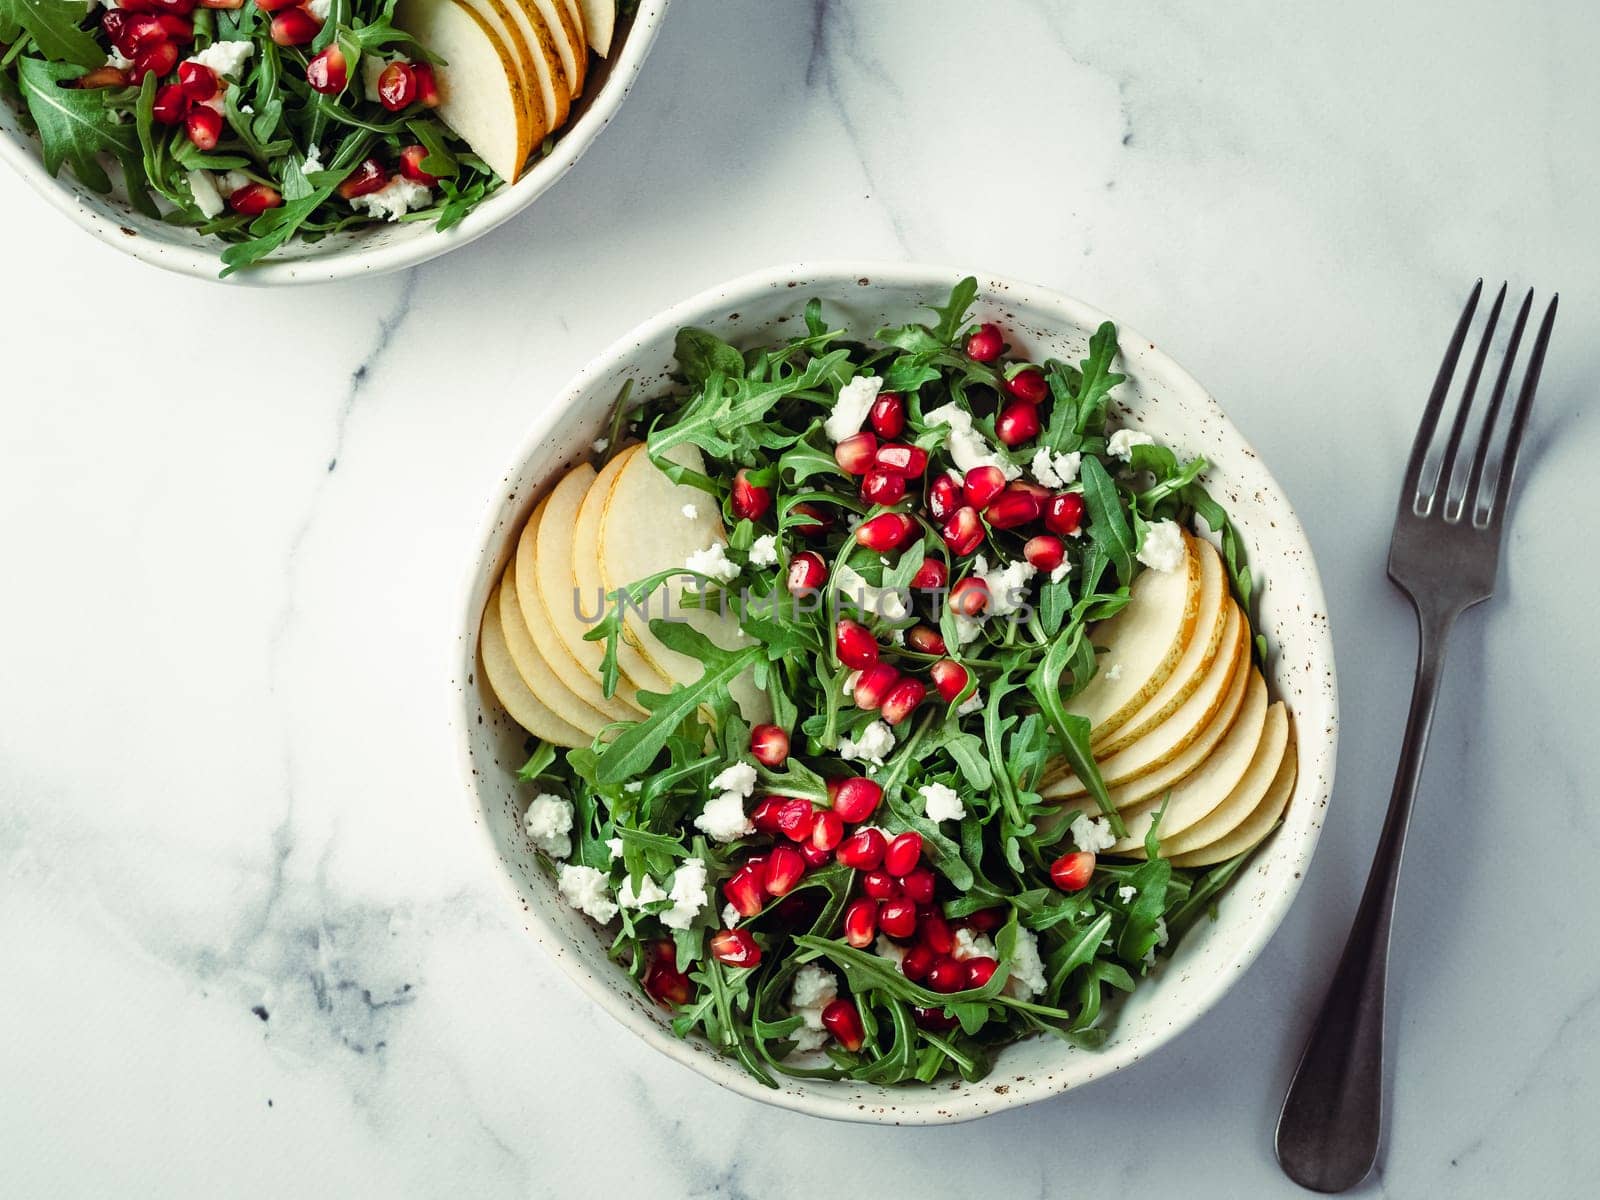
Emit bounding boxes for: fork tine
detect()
[1484,293,1558,527]
[1463,288,1533,521]
[1437,282,1506,519]
[1403,279,1482,513]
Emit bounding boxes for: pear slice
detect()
[570,446,676,699]
[395,0,537,181]
[519,465,651,718]
[1136,703,1290,859]
[481,582,588,746]
[1169,734,1298,867]
[529,0,586,101]
[571,0,609,59]
[1093,537,1228,756]
[506,0,573,130]
[498,564,612,738]
[1107,669,1269,853]
[597,442,772,724]
[1064,532,1202,744]
[457,0,551,144]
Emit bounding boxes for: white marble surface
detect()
[2,0,1597,1195]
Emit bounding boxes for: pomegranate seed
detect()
[750,724,789,768]
[254,0,302,10]
[905,624,947,655]
[901,944,935,982]
[642,941,690,1006]
[964,908,1003,933]
[913,1005,959,1031]
[884,831,923,877]
[1003,368,1049,405]
[909,558,947,591]
[985,484,1044,529]
[775,798,816,843]
[413,63,440,108]
[728,467,770,520]
[1044,492,1086,536]
[965,323,1003,362]
[789,501,831,538]
[862,871,900,901]
[184,106,221,150]
[376,60,416,110]
[750,797,785,835]
[152,14,193,42]
[801,842,832,867]
[878,899,918,940]
[723,864,766,917]
[763,846,806,897]
[337,158,388,199]
[176,61,216,101]
[880,678,926,725]
[948,576,989,617]
[151,82,187,124]
[270,7,321,46]
[305,45,348,95]
[859,469,906,507]
[835,619,879,670]
[1024,535,1066,573]
[927,956,967,993]
[786,550,827,593]
[226,183,281,215]
[842,898,878,947]
[875,443,929,477]
[940,506,984,556]
[919,909,956,954]
[820,998,866,1051]
[930,658,970,703]
[927,473,963,521]
[130,40,179,82]
[902,867,936,905]
[198,0,245,8]
[855,512,916,552]
[965,956,1000,988]
[832,778,885,826]
[869,391,906,439]
[853,663,899,711]
[995,401,1041,448]
[709,929,762,968]
[151,0,196,12]
[397,143,438,186]
[835,824,886,867]
[107,13,162,55]
[1050,851,1096,892]
[963,465,1008,510]
[810,809,845,852]
[76,65,131,88]
[833,431,878,474]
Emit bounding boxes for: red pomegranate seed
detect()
[948,576,989,617]
[995,401,1041,448]
[913,1005,959,1031]
[965,323,1003,362]
[842,898,878,947]
[198,0,245,8]
[926,956,967,993]
[750,724,789,768]
[226,182,281,215]
[152,15,193,43]
[723,863,766,917]
[941,506,984,556]
[985,484,1044,529]
[1050,850,1096,892]
[184,106,221,150]
[919,909,955,954]
[810,809,844,852]
[833,431,878,474]
[964,956,999,988]
[901,944,935,982]
[855,512,916,552]
[643,945,691,1007]
[831,778,883,824]
[709,929,762,968]
[727,469,769,521]
[862,871,900,901]
[151,0,196,12]
[884,831,923,877]
[869,391,906,439]
[909,558,947,591]
[775,798,816,843]
[254,0,302,10]
[821,998,866,1051]
[800,842,832,867]
[305,45,347,95]
[790,501,831,538]
[929,658,970,703]
[1024,535,1066,572]
[108,13,163,55]
[75,65,131,88]
[880,678,926,725]
[1003,368,1049,405]
[835,824,886,867]
[786,551,827,593]
[152,82,187,124]
[927,473,963,521]
[964,908,1003,933]
[337,158,388,199]
[176,60,217,101]
[764,846,806,897]
[962,465,1008,509]
[413,62,440,108]
[270,7,321,46]
[853,663,899,711]
[859,469,906,507]
[835,619,879,670]
[376,60,416,110]
[878,899,918,940]
[875,443,929,477]
[905,624,947,655]
[397,144,437,185]
[1044,492,1085,536]
[750,797,785,835]
[130,39,179,82]
[901,867,936,905]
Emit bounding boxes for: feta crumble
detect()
[347,176,432,222]
[957,690,984,716]
[660,859,708,930]
[1136,519,1187,573]
[1108,428,1156,460]
[300,144,324,175]
[186,39,254,81]
[834,563,910,621]
[838,720,895,765]
[952,612,984,646]
[824,375,883,442]
[306,0,331,17]
[710,762,758,797]
[952,927,997,961]
[606,837,624,860]
[186,170,224,219]
[973,554,1037,618]
[105,49,133,72]
[722,902,741,928]
[1030,447,1082,488]
[557,864,618,923]
[1117,885,1138,903]
[362,55,387,103]
[592,436,610,453]
[1049,561,1072,585]
[874,935,907,966]
[684,541,740,583]
[789,965,838,1051]
[1104,663,1123,682]
[617,873,668,909]
[523,793,574,859]
[694,790,754,842]
[747,533,779,567]
[681,503,698,520]
[919,781,966,823]
[1070,812,1117,853]
[1005,928,1049,1000]
[923,402,1023,480]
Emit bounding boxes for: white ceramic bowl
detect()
[0,0,668,285]
[449,262,1338,1124]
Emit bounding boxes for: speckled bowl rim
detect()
[0,0,669,286]
[448,261,1339,1124]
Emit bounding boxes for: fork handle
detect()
[1274,601,1458,1193]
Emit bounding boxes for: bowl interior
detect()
[450,264,1337,1123]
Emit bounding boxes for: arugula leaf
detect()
[1079,456,1136,586]
[219,185,338,276]
[929,276,979,344]
[0,0,102,68]
[675,328,745,388]
[17,58,142,196]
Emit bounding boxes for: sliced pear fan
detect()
[506,0,572,130]
[497,565,612,738]
[480,582,588,746]
[1169,734,1298,867]
[535,0,587,96]
[574,0,612,57]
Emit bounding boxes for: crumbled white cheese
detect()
[722,902,741,928]
[523,793,573,859]
[592,436,609,453]
[684,541,740,583]
[1118,885,1137,903]
[681,503,698,520]
[1005,928,1049,1000]
[923,402,1023,479]
[1070,812,1117,853]
[694,790,754,842]
[957,690,983,716]
[606,837,624,860]
[710,762,758,797]
[952,927,997,961]
[617,873,668,909]
[919,781,966,823]
[789,964,838,1051]
[748,534,779,567]
[1156,917,1169,947]
[1049,561,1072,585]
[660,859,708,930]
[952,613,984,646]
[347,176,433,222]
[362,55,387,103]
[833,563,910,621]
[874,935,907,966]
[186,40,254,81]
[105,49,133,71]
[824,375,883,443]
[838,720,895,765]
[218,170,252,197]
[1108,428,1155,461]
[1104,663,1123,682]
[557,864,618,923]
[300,144,324,175]
[972,554,1037,618]
[624,780,642,793]
[186,170,225,219]
[1030,448,1082,488]
[306,0,331,18]
[1137,519,1187,573]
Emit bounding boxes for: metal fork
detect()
[1274,281,1558,1193]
